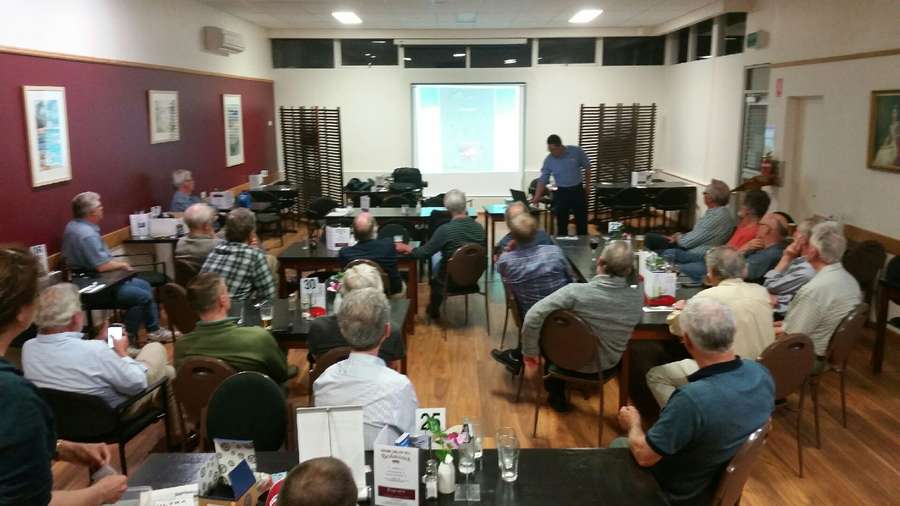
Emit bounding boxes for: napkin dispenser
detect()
[249,174,265,189]
[150,217,184,238]
[129,212,151,238]
[210,191,235,210]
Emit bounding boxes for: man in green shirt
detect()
[175,273,290,383]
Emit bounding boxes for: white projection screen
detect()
[412,83,525,196]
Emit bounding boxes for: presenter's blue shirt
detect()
[539,145,591,188]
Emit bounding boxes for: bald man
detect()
[495,202,553,256]
[338,212,403,295]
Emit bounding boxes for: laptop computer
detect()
[510,189,540,211]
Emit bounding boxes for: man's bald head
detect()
[505,201,528,222]
[353,212,377,241]
[758,212,789,241]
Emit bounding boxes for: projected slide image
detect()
[413,84,523,174]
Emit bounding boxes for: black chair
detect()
[114,252,169,287]
[380,194,414,208]
[378,221,415,244]
[528,178,553,207]
[205,371,287,451]
[607,187,650,232]
[174,256,200,287]
[651,188,693,232]
[159,283,198,335]
[842,240,886,305]
[440,244,489,339]
[306,197,341,245]
[249,191,284,246]
[39,378,171,474]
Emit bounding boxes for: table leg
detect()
[619,341,632,408]
[872,284,890,374]
[278,261,290,298]
[489,215,496,275]
[406,260,418,335]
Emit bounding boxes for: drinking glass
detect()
[401,204,410,215]
[589,235,601,261]
[458,440,476,475]
[497,434,520,483]
[257,300,273,329]
[468,421,483,460]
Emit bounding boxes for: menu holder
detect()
[373,426,419,506]
[296,405,369,499]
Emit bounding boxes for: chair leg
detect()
[811,378,821,449]
[484,291,490,335]
[464,295,469,325]
[500,304,510,349]
[598,383,605,447]
[532,390,542,438]
[118,441,128,475]
[441,289,449,341]
[515,369,525,403]
[840,370,848,428]
[797,381,808,478]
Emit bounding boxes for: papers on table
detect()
[140,484,198,506]
[643,306,675,313]
[326,208,352,217]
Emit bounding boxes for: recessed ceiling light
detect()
[504,59,517,64]
[404,57,412,61]
[372,40,387,44]
[453,52,466,57]
[569,9,603,24]
[332,11,362,24]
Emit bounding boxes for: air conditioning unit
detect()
[204,26,245,56]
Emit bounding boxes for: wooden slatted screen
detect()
[279,106,344,214]
[579,103,656,212]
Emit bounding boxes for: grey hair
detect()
[796,216,825,237]
[352,213,377,242]
[336,287,390,351]
[444,189,467,214]
[224,208,256,243]
[172,169,193,188]
[705,246,747,279]
[508,212,537,243]
[600,240,634,278]
[504,201,527,222]
[680,298,736,353]
[341,264,383,294]
[72,192,101,218]
[35,283,82,329]
[705,179,731,206]
[809,221,846,264]
[183,203,217,231]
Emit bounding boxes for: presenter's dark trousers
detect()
[553,184,588,236]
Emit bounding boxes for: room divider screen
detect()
[280,106,344,214]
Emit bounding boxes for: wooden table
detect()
[129,449,667,505]
[873,277,900,373]
[277,242,418,334]
[555,235,701,407]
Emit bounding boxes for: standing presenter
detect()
[532,134,592,236]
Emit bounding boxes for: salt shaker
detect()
[423,459,438,499]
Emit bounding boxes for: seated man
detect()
[313,288,418,450]
[278,457,357,506]
[309,264,405,365]
[62,191,171,343]
[202,208,276,312]
[395,189,485,319]
[647,246,774,406]
[677,212,787,283]
[490,212,573,374]
[645,179,736,264]
[495,201,553,256]
[764,217,822,316]
[781,221,861,365]
[175,203,223,268]
[521,241,644,412]
[22,283,182,439]
[170,169,202,212]
[615,298,774,506]
[175,273,291,383]
[338,212,403,295]
[726,189,770,249]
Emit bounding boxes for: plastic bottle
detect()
[437,454,456,494]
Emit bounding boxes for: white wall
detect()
[1,0,272,79]
[274,64,667,196]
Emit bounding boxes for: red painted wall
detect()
[0,51,276,252]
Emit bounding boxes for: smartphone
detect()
[107,324,124,348]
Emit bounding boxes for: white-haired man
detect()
[780,222,861,367]
[22,284,182,440]
[615,298,774,506]
[62,192,171,342]
[520,241,644,412]
[763,216,824,315]
[176,203,223,268]
[647,246,774,406]
[170,169,202,212]
[313,288,419,450]
[396,189,485,319]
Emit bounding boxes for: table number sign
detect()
[415,407,447,431]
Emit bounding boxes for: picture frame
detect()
[22,85,72,187]
[867,89,900,172]
[222,94,244,167]
[148,90,180,144]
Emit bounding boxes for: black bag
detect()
[392,167,423,187]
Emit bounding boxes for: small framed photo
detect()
[867,89,900,172]
[22,85,72,187]
[223,94,244,167]
[148,90,180,144]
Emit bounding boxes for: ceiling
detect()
[201,0,718,30]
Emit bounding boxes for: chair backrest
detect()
[344,259,390,293]
[206,371,287,451]
[38,388,119,440]
[826,303,870,370]
[378,221,414,243]
[308,197,340,219]
[842,240,886,303]
[757,334,816,399]
[159,283,199,334]
[174,257,200,287]
[503,280,524,328]
[712,423,771,506]
[309,346,352,386]
[427,209,451,233]
[886,255,900,285]
[446,244,487,287]
[527,178,539,197]
[174,357,237,428]
[539,310,598,372]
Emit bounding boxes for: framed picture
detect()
[867,89,900,172]
[148,90,180,144]
[22,85,72,187]
[223,94,244,167]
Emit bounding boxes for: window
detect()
[722,13,747,55]
[403,46,467,68]
[738,66,770,180]
[676,28,690,63]
[694,19,713,59]
[538,38,595,64]
[272,39,334,68]
[470,41,532,68]
[602,37,665,65]
[340,39,398,66]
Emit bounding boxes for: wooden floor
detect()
[53,225,900,504]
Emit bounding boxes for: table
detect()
[128,449,667,505]
[123,236,181,277]
[250,183,301,231]
[555,235,701,407]
[277,242,418,334]
[71,270,137,330]
[873,277,900,373]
